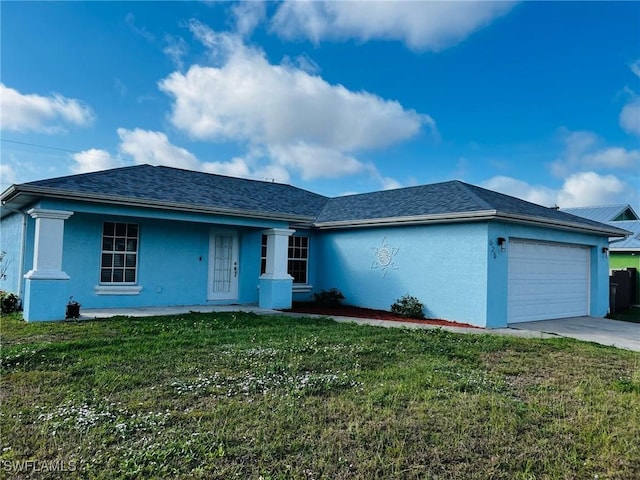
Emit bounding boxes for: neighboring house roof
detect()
[561,204,639,223]
[0,165,628,237]
[609,221,640,251]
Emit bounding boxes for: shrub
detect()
[391,294,425,319]
[313,288,345,307]
[0,290,20,314]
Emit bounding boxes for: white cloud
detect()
[116,128,290,183]
[0,83,94,133]
[164,35,189,71]
[619,98,640,136]
[630,59,640,78]
[231,1,266,37]
[377,175,403,191]
[71,149,124,174]
[483,172,636,209]
[125,13,154,42]
[557,172,630,208]
[160,24,431,185]
[270,0,515,51]
[201,156,251,178]
[268,142,369,180]
[117,128,200,170]
[0,163,17,186]
[582,147,640,169]
[551,129,640,176]
[482,176,557,207]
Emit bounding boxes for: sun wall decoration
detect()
[371,237,399,277]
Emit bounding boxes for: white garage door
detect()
[508,239,590,323]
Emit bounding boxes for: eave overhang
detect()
[313,209,630,237]
[0,185,317,225]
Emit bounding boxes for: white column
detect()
[24,208,74,280]
[260,228,295,280]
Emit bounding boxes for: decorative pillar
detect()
[23,208,74,321]
[259,228,294,309]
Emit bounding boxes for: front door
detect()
[208,229,239,301]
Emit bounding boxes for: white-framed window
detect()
[100,222,138,284]
[261,234,309,284]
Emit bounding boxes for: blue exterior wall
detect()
[18,199,290,314]
[313,221,611,328]
[7,194,611,325]
[313,223,491,327]
[0,212,24,295]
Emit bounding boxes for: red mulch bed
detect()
[283,303,482,329]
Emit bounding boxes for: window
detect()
[287,235,308,284]
[261,234,309,284]
[101,222,138,283]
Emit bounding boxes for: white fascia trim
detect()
[314,210,629,237]
[313,210,497,229]
[493,212,631,237]
[12,188,315,224]
[94,285,143,295]
[609,248,640,252]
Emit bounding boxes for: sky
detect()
[1,1,639,211]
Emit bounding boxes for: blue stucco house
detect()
[0,165,628,327]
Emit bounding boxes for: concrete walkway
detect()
[81,306,640,352]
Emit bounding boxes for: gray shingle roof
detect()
[315,181,491,223]
[315,180,627,235]
[1,165,628,236]
[10,165,328,220]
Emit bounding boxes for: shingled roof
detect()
[1,165,328,222]
[0,165,628,236]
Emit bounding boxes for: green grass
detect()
[607,306,640,324]
[1,311,639,479]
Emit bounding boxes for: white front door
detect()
[208,229,239,301]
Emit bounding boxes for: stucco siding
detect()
[0,212,25,295]
[314,223,490,327]
[61,213,265,310]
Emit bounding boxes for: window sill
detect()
[292,284,313,293]
[94,285,143,295]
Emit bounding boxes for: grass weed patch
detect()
[1,312,638,479]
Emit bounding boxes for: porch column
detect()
[259,228,295,309]
[23,208,74,321]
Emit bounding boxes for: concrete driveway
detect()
[509,317,640,352]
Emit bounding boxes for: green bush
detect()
[313,288,345,306]
[0,290,20,314]
[391,294,425,319]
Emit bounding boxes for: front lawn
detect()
[1,312,639,479]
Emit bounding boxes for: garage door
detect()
[508,239,590,323]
